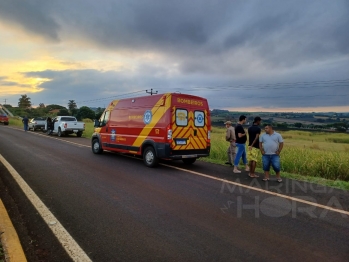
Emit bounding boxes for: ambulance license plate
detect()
[182,154,197,158]
[176,139,187,145]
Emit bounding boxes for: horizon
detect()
[2,102,348,115]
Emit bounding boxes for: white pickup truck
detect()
[47,116,85,137]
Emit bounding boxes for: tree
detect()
[39,103,45,108]
[46,104,66,110]
[68,100,77,111]
[18,94,31,109]
[95,107,105,120]
[294,123,303,128]
[75,106,95,120]
[57,108,70,116]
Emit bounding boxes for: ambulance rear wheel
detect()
[182,158,196,165]
[92,139,103,154]
[143,146,159,167]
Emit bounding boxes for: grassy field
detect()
[8,117,349,189]
[206,127,349,186]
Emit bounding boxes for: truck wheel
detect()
[92,139,103,154]
[4,122,9,126]
[143,146,159,167]
[182,158,196,165]
[76,131,83,137]
[57,128,64,137]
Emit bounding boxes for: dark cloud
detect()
[0,0,60,41]
[0,0,348,110]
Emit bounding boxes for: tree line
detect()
[5,94,104,121]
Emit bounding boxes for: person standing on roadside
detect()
[224,121,236,166]
[247,117,262,178]
[259,124,284,182]
[233,115,249,173]
[46,117,53,135]
[22,116,29,131]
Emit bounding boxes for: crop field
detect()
[207,127,349,182]
[8,118,349,186]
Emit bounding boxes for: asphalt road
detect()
[0,125,349,261]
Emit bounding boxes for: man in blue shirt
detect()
[22,116,29,132]
[259,124,284,182]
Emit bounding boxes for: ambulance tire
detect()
[92,139,103,154]
[182,158,196,165]
[143,146,159,167]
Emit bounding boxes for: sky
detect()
[0,0,348,112]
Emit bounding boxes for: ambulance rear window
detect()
[194,111,205,127]
[176,109,188,126]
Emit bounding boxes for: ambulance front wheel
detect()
[182,158,196,165]
[92,139,103,154]
[143,146,159,167]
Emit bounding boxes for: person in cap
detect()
[233,115,249,173]
[224,120,236,166]
[247,116,262,178]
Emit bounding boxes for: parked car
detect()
[28,117,46,131]
[45,116,85,137]
[0,114,9,125]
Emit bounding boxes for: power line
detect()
[75,90,147,104]
[158,79,349,92]
[219,94,349,99]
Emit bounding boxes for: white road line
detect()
[4,125,349,217]
[6,126,90,148]
[0,154,92,262]
[161,163,349,216]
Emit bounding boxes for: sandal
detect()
[277,178,283,183]
[248,174,259,178]
[262,178,270,181]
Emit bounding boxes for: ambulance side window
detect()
[176,109,188,126]
[100,111,110,127]
[194,111,205,127]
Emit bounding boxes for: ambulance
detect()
[92,93,211,167]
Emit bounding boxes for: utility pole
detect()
[146,89,158,95]
[4,99,6,104]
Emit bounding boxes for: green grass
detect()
[7,117,349,189]
[207,127,349,187]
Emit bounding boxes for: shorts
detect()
[262,154,281,172]
[247,147,260,162]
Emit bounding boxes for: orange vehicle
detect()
[92,93,211,167]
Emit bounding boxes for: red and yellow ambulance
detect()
[92,93,211,167]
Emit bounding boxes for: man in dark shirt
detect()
[233,115,249,173]
[22,116,29,132]
[247,117,261,178]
